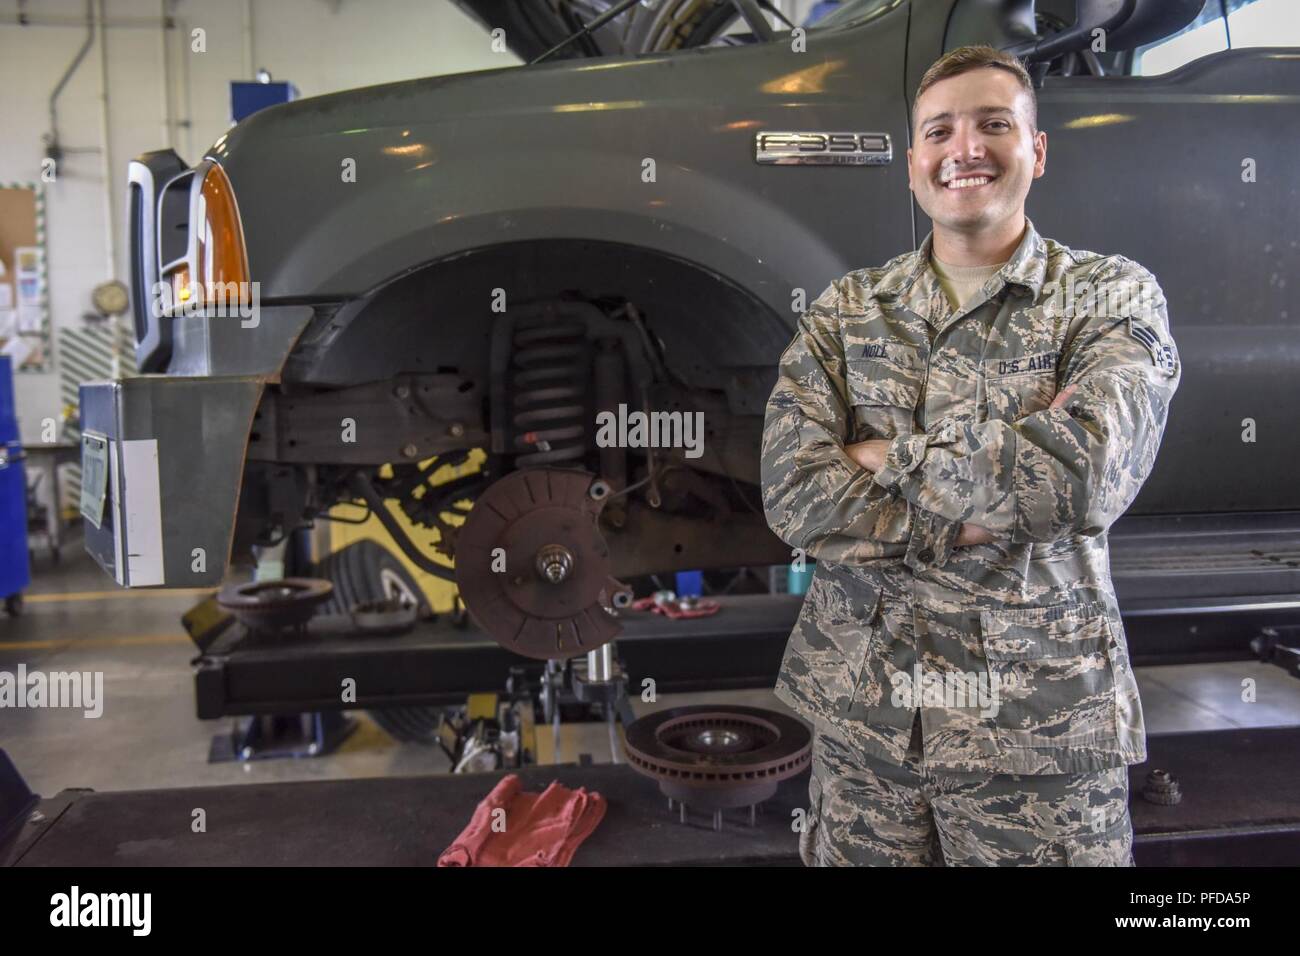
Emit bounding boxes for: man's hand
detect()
[844,438,889,474]
[953,522,995,546]
[1051,383,1077,410]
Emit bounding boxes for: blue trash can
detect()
[0,357,31,613]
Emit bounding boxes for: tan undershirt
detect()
[930,252,1010,312]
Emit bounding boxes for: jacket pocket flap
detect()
[804,562,882,627]
[978,602,1112,661]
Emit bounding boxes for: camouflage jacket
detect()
[761,218,1181,775]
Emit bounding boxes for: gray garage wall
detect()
[0,0,521,442]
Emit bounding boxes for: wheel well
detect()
[284,238,791,393]
[241,239,788,575]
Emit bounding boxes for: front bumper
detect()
[79,294,313,587]
[79,375,263,587]
[95,147,317,587]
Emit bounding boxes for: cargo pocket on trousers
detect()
[977,603,1121,752]
[1063,815,1134,867]
[800,762,823,867]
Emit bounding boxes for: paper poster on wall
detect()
[1,334,34,368]
[17,305,43,333]
[0,185,50,371]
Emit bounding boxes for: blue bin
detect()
[0,357,31,606]
[674,570,703,599]
[787,562,815,596]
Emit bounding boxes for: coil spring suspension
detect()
[510,318,591,467]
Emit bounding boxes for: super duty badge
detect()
[755,132,892,165]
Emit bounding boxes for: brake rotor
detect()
[623,705,812,810]
[455,468,626,660]
[216,577,333,633]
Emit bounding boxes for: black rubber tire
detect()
[314,540,445,744]
[4,593,22,616]
[317,539,427,615]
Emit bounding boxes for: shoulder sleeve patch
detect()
[1128,316,1177,374]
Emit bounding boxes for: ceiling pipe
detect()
[45,0,96,167]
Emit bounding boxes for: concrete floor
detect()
[3,534,1299,799]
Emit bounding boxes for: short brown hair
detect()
[912,44,1037,134]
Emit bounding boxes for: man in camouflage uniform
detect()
[761,46,1181,866]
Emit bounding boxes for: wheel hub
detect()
[455,469,625,659]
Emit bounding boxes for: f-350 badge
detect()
[755,132,892,165]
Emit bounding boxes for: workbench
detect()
[5,727,1298,866]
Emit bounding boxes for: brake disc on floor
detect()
[216,577,334,634]
[623,705,813,811]
[455,468,630,660]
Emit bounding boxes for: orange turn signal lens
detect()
[194,162,250,307]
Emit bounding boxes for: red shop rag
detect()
[437,774,607,867]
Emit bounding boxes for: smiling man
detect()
[761,45,1181,866]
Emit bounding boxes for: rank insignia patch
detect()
[1129,318,1177,374]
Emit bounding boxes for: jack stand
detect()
[572,643,636,725]
[208,711,357,763]
[539,642,635,764]
[208,530,358,763]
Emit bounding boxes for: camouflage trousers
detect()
[802,713,1134,866]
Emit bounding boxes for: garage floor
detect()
[4,537,1300,799]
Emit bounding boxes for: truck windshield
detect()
[810,0,906,32]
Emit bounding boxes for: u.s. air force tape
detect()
[1128,317,1177,374]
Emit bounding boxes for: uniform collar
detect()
[875,216,1049,310]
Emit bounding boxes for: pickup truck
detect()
[82,0,1300,655]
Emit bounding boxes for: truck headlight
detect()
[160,161,250,313]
